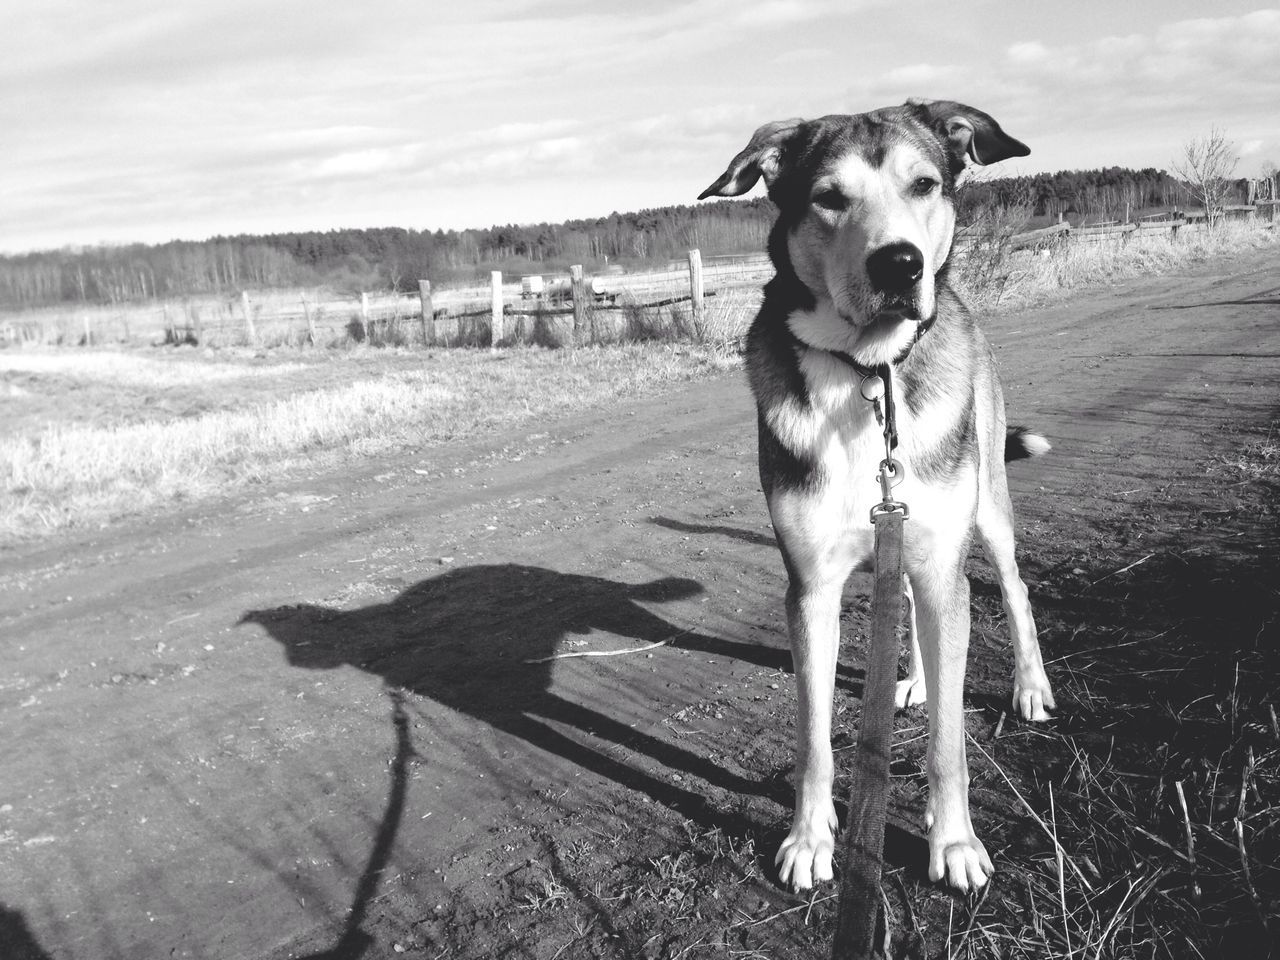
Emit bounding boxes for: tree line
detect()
[0,167,1252,309]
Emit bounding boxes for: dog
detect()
[698,99,1056,893]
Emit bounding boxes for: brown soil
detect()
[2,246,1277,959]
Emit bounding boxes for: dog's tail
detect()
[1005,426,1051,462]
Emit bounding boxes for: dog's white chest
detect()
[798,350,889,481]
[764,346,966,574]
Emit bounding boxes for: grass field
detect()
[0,344,739,543]
[955,215,1278,313]
[1,217,1274,545]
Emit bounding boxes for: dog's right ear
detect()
[698,119,805,199]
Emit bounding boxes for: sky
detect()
[4,0,1280,253]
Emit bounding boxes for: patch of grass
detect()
[957,218,1279,314]
[518,861,573,912]
[931,428,1280,960]
[1212,428,1279,484]
[639,852,699,907]
[699,287,761,348]
[0,350,310,388]
[0,343,741,543]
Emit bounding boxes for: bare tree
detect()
[1172,128,1239,228]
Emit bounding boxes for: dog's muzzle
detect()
[864,241,926,323]
[866,241,924,296]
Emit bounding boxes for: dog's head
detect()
[699,100,1027,362]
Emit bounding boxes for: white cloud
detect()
[1006,41,1049,64]
[847,10,1280,175]
[879,63,959,90]
[735,0,844,27]
[999,10,1280,120]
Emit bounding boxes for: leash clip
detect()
[871,457,909,521]
[870,500,909,522]
[878,457,904,496]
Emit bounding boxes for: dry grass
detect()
[929,423,1280,960]
[0,343,740,542]
[700,287,762,346]
[0,350,309,387]
[956,218,1279,314]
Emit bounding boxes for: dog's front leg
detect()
[912,560,994,891]
[775,576,842,891]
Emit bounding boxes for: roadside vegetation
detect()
[0,344,738,542]
[955,214,1277,314]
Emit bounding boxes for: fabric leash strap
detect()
[829,358,909,960]
[830,508,905,959]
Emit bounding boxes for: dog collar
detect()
[827,353,900,452]
[825,308,935,450]
[826,312,935,379]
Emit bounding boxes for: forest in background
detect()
[0,167,1252,309]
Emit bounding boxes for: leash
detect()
[830,360,909,960]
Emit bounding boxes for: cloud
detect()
[1005,41,1049,65]
[851,10,1280,174]
[879,63,959,90]
[735,0,846,27]
[999,11,1280,123]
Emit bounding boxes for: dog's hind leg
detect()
[774,567,845,892]
[977,473,1055,721]
[894,575,927,709]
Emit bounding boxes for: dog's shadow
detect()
[244,564,801,824]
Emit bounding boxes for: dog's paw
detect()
[775,804,837,892]
[1013,670,1056,721]
[927,830,994,892]
[895,676,927,709]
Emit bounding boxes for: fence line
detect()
[1,202,1271,348]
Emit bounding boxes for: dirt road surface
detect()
[3,247,1278,959]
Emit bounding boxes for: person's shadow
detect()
[243,562,922,956]
[243,565,801,826]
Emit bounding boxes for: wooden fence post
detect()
[241,291,256,344]
[302,297,317,345]
[490,271,503,348]
[418,279,434,345]
[570,265,589,345]
[688,249,705,333]
[360,292,370,342]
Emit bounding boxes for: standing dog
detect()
[699,100,1055,893]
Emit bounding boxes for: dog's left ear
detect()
[698,118,806,199]
[906,98,1029,167]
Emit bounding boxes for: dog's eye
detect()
[911,176,940,197]
[812,189,848,211]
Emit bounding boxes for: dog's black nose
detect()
[866,242,924,294]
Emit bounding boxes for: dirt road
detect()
[2,246,1278,959]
